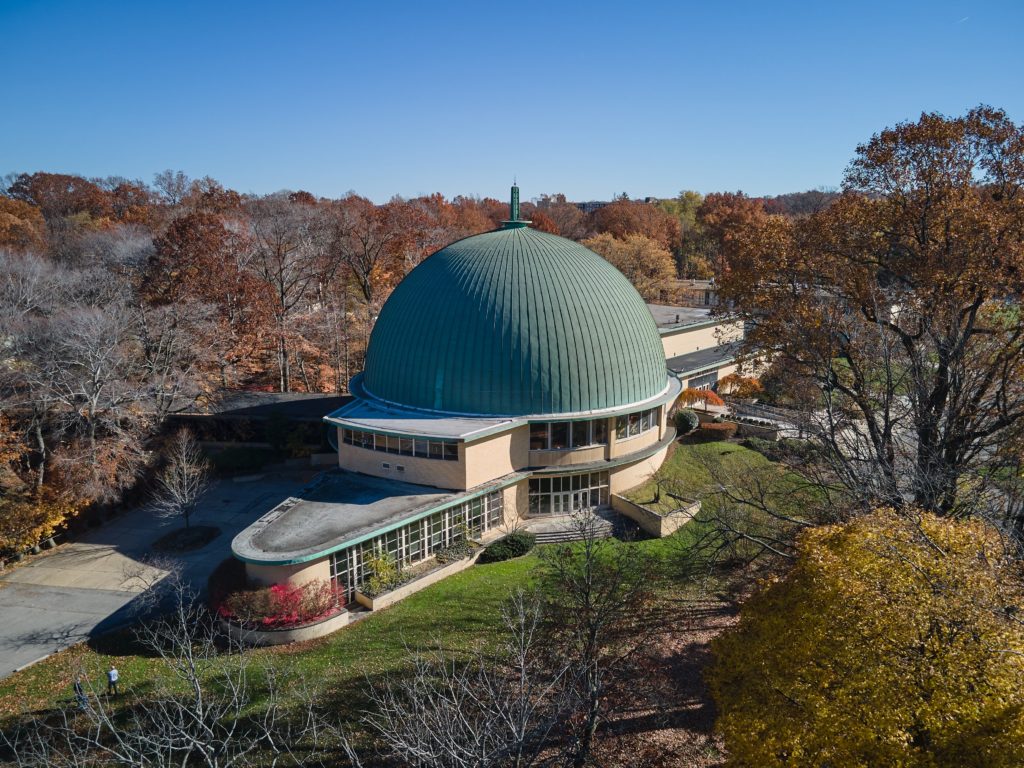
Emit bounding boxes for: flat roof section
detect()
[325,395,520,441]
[233,470,454,565]
[646,304,714,330]
[667,343,741,378]
[179,391,352,422]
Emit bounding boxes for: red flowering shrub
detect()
[219,578,343,629]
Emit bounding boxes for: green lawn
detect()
[625,440,774,514]
[0,553,540,718]
[0,444,756,720]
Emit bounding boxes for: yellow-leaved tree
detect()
[0,415,77,554]
[581,232,676,301]
[709,509,1024,767]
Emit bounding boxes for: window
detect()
[527,471,610,516]
[329,491,505,603]
[688,372,718,391]
[342,429,459,462]
[614,408,659,441]
[529,423,549,450]
[530,418,609,451]
[572,420,590,447]
[550,422,569,450]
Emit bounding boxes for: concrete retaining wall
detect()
[220,608,350,647]
[734,421,779,441]
[611,494,700,538]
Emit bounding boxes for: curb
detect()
[13,653,53,674]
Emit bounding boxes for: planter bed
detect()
[355,545,485,612]
[220,607,350,647]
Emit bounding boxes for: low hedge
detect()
[692,421,738,442]
[478,531,536,564]
[741,436,778,459]
[742,435,818,462]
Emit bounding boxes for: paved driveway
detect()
[0,470,313,678]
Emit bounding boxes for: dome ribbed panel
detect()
[363,227,667,416]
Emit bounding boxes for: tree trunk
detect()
[34,422,46,489]
[574,665,601,767]
[277,325,289,393]
[88,416,99,489]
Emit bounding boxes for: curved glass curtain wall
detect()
[529,406,660,451]
[342,428,458,461]
[328,491,503,601]
[528,471,610,515]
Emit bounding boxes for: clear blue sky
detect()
[1,1,1020,202]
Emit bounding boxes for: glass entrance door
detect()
[549,491,592,515]
[572,490,592,513]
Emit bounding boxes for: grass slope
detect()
[0,555,540,717]
[625,441,773,514]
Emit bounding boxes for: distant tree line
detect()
[0,167,833,555]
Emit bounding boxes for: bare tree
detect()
[0,578,355,768]
[717,108,1024,519]
[39,302,152,503]
[536,510,666,767]
[247,195,338,392]
[363,590,572,768]
[686,444,835,566]
[152,169,192,207]
[136,299,219,422]
[150,429,209,529]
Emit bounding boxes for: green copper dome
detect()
[362,226,669,416]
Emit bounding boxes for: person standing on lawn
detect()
[107,664,119,696]
[73,676,87,710]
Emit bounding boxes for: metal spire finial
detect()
[510,183,520,222]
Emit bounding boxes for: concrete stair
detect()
[525,509,644,544]
[531,516,615,544]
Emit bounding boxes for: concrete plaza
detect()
[0,469,313,678]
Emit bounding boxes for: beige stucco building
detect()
[231,189,684,599]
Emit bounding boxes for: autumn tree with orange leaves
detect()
[590,196,681,251]
[717,107,1024,523]
[143,211,272,387]
[696,191,767,278]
